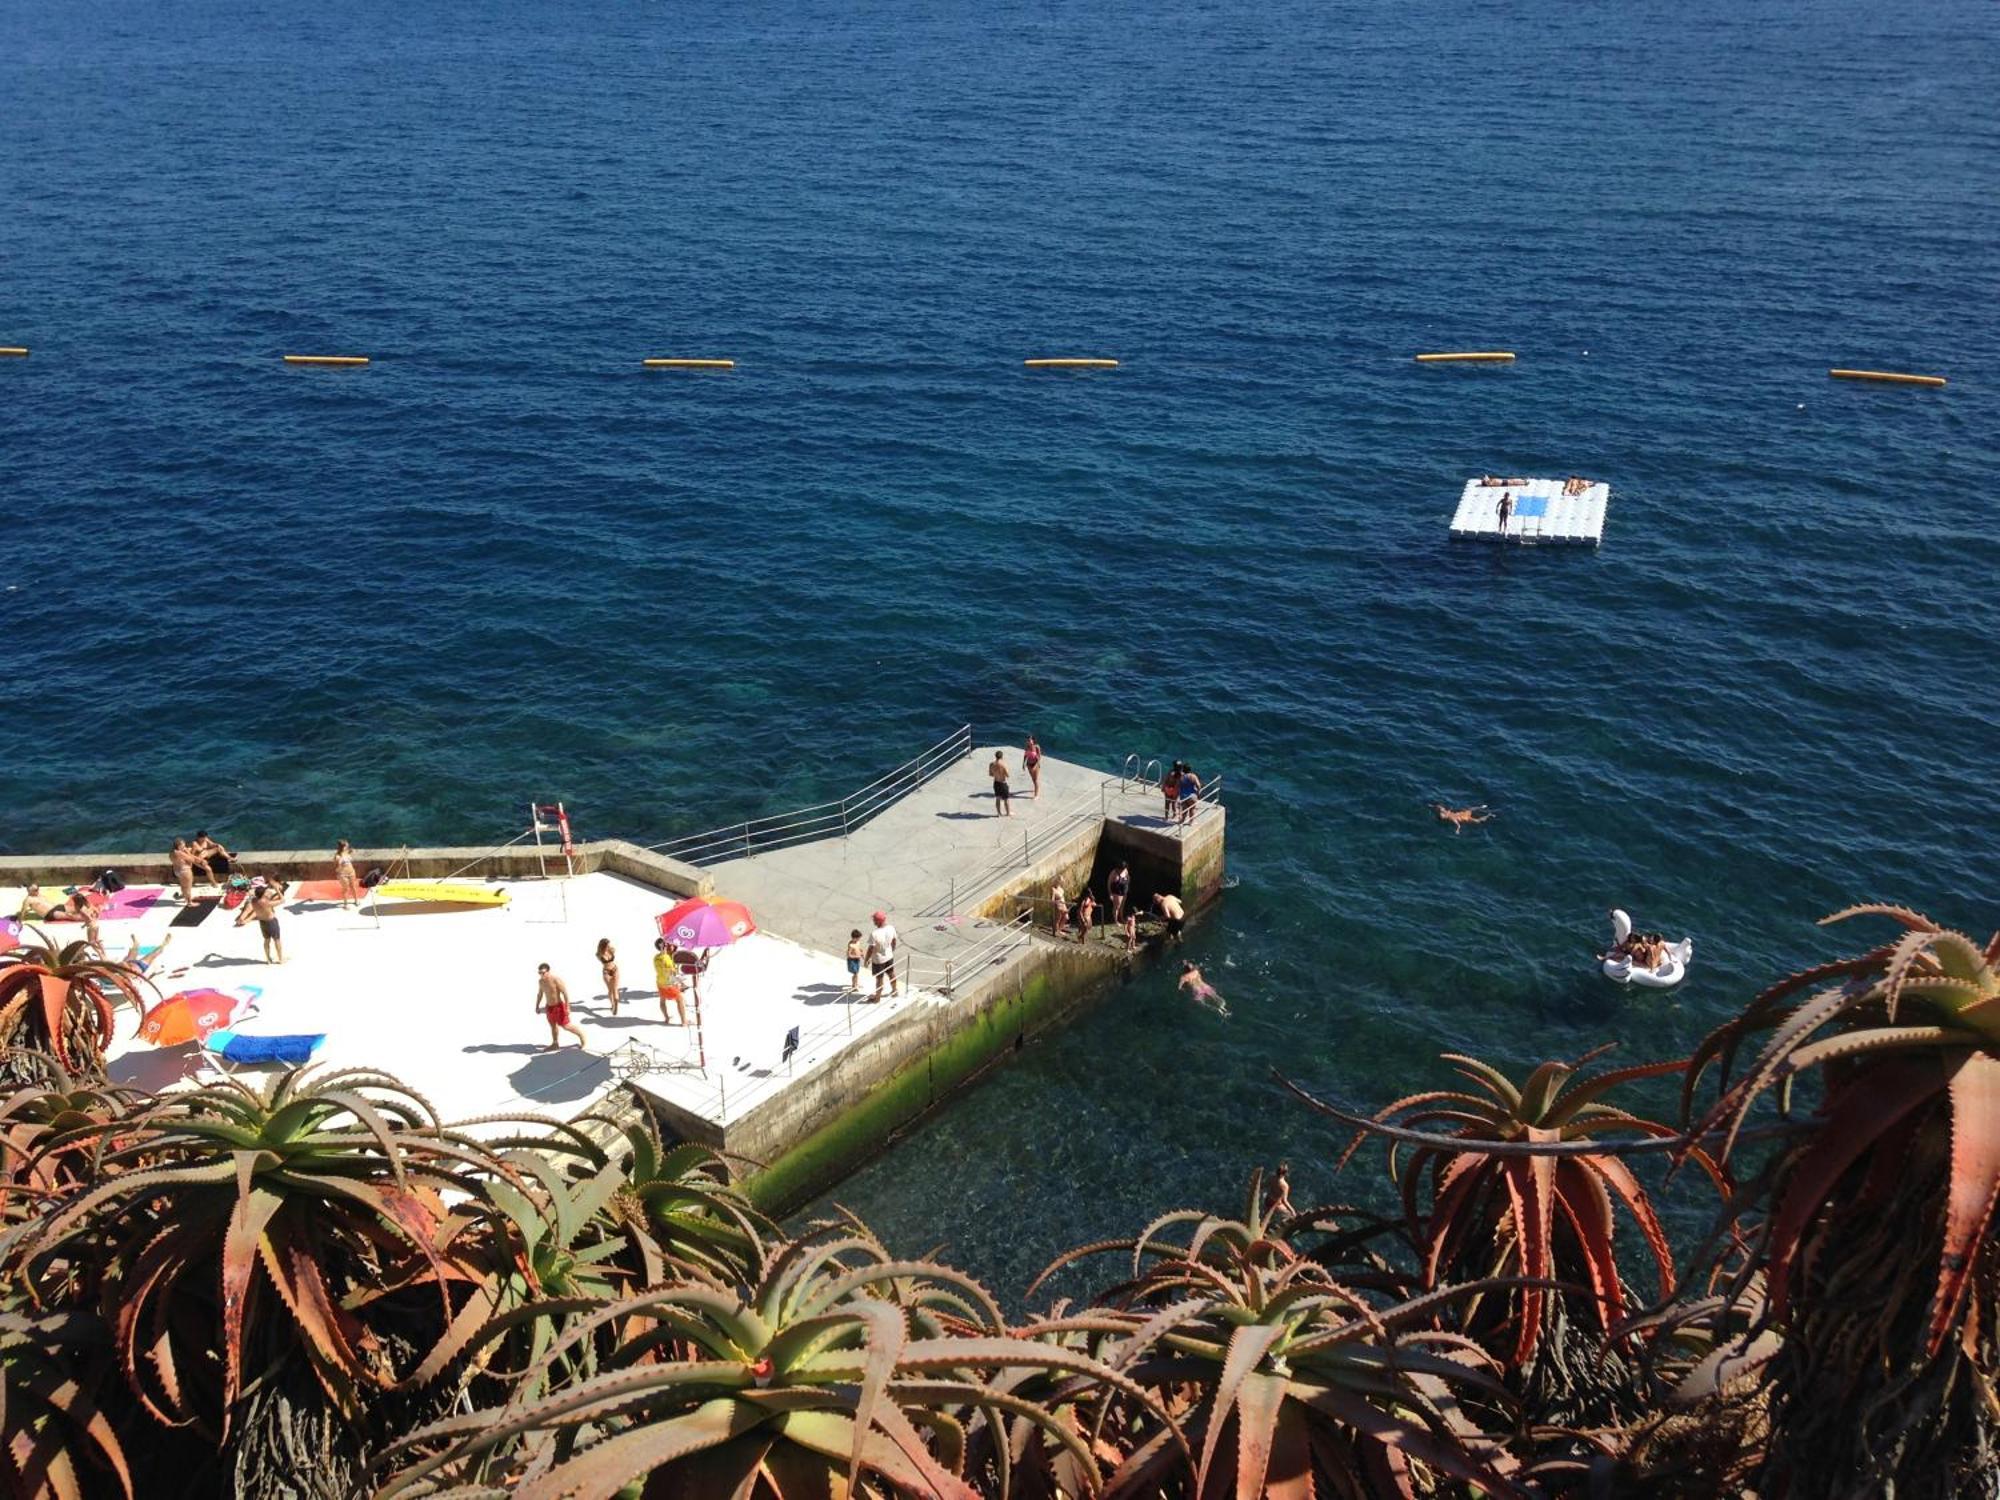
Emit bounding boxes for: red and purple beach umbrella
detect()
[656,897,757,951]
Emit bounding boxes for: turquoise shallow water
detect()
[4,0,1999,1301]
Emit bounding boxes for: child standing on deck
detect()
[846,928,866,994]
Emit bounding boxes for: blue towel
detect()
[1512,496,1549,518]
[212,1031,325,1066]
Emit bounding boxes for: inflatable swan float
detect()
[1602,908,1692,989]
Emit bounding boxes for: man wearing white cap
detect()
[865,910,900,1002]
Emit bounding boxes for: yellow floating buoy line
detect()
[643,358,736,369]
[283,354,369,367]
[1415,351,1515,364]
[1829,368,1946,388]
[1024,357,1118,369]
[0,347,27,358]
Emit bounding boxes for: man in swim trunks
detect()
[653,938,688,1024]
[16,885,58,921]
[536,963,588,1051]
[1152,892,1186,940]
[1178,960,1229,1016]
[988,751,1012,816]
[865,910,900,1001]
[190,832,236,884]
[1496,491,1514,536]
[234,878,287,963]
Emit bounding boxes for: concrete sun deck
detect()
[703,745,1190,974]
[11,874,947,1131]
[5,742,1224,1202]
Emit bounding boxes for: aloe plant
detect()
[618,1126,777,1283]
[1684,904,2000,1497]
[1292,1050,1702,1383]
[0,1065,143,1233]
[1,1067,522,1458]
[1028,1171,1525,1500]
[0,931,149,1083]
[375,1219,1162,1499]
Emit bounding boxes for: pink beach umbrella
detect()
[654,898,757,1074]
[655,898,757,950]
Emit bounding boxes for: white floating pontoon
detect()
[1449,477,1608,546]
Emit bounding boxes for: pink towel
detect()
[98,887,165,920]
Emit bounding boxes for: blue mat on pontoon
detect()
[1512,496,1549,518]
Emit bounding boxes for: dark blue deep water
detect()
[5,0,1999,1300]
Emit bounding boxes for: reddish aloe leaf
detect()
[1232,1368,1288,1500]
[1261,1394,1314,1500]
[219,1184,283,1418]
[512,1398,765,1500]
[37,975,74,1071]
[257,1229,368,1402]
[844,1298,909,1494]
[1931,1052,2000,1355]
[1766,1059,1943,1315]
[1421,1156,1488,1289]
[1589,1154,1676,1298]
[1821,903,1941,934]
[1294,1383,1520,1497]
[1553,1160,1624,1332]
[1196,1320,1285,1491]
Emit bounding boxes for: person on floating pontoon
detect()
[1563,475,1590,496]
[1496,491,1514,533]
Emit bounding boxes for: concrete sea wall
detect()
[0,839,710,899]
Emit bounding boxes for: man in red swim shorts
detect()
[535,963,588,1051]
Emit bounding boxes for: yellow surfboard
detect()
[374,881,509,908]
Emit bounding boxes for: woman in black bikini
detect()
[596,938,620,1015]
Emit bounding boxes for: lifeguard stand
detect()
[529,800,576,922]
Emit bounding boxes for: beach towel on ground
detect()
[205,1030,325,1066]
[97,887,165,920]
[169,897,221,928]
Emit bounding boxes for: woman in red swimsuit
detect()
[1023,735,1043,799]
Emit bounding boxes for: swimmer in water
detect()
[1178,960,1230,1017]
[1433,803,1493,832]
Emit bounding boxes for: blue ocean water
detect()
[5,0,1998,1299]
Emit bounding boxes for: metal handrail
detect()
[906,909,1037,997]
[1168,773,1225,836]
[647,725,973,865]
[1120,756,1163,792]
[918,779,1111,919]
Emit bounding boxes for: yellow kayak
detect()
[374,881,509,908]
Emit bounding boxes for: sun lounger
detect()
[200,1027,327,1078]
